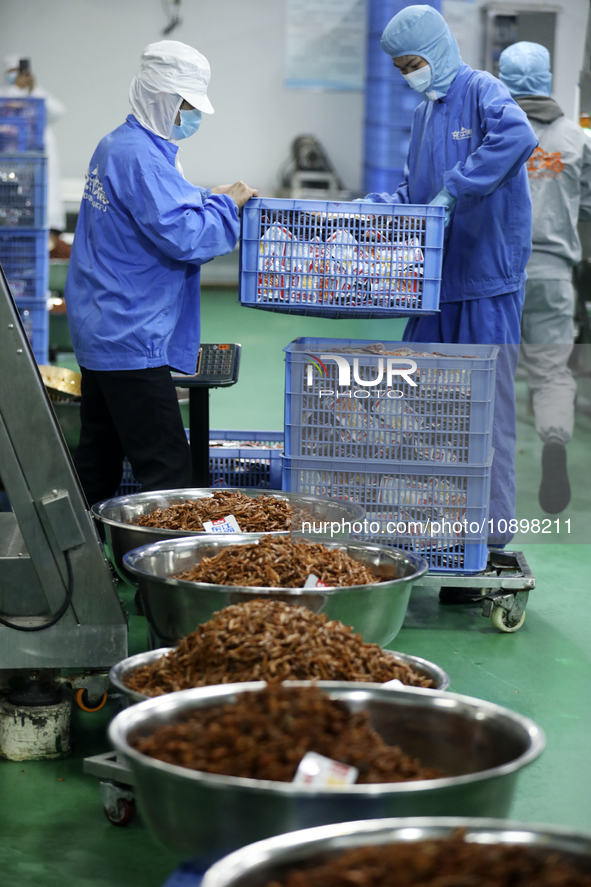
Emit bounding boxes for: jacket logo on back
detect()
[527,147,564,179]
[83,166,110,212]
[452,127,472,140]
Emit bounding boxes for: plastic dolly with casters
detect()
[413,549,535,632]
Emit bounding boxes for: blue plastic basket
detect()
[116,430,284,496]
[366,43,398,78]
[239,198,444,319]
[0,228,48,300]
[365,79,420,126]
[0,154,47,227]
[368,0,404,32]
[209,430,283,490]
[368,0,441,34]
[17,296,48,364]
[282,454,492,573]
[0,98,45,153]
[284,338,498,464]
[363,165,405,195]
[116,460,142,497]
[364,123,411,169]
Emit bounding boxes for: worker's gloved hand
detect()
[429,186,457,227]
[223,181,258,209]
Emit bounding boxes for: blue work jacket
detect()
[368,64,538,302]
[65,115,240,373]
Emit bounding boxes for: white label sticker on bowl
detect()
[292,752,358,787]
[303,573,329,589]
[202,514,242,534]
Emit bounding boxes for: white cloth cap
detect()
[129,40,213,140]
[4,55,20,71]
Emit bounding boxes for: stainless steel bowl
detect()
[109,648,174,705]
[92,489,366,582]
[122,536,428,647]
[108,681,545,864]
[203,818,591,887]
[109,647,450,705]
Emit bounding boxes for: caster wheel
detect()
[491,606,526,633]
[104,798,136,827]
[75,689,108,712]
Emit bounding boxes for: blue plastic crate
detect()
[116,460,141,497]
[17,296,48,364]
[282,454,492,573]
[209,429,283,490]
[0,228,48,300]
[116,430,284,496]
[366,41,398,78]
[368,0,441,34]
[0,153,47,227]
[239,198,444,319]
[284,338,498,464]
[0,98,45,152]
[368,0,405,32]
[364,123,411,169]
[365,78,420,126]
[363,164,405,195]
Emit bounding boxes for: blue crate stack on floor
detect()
[117,430,284,496]
[282,338,497,573]
[235,138,496,573]
[0,96,48,364]
[363,0,440,195]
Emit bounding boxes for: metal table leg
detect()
[189,387,210,487]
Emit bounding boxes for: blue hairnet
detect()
[498,42,552,97]
[381,5,461,100]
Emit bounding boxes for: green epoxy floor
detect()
[2,289,590,886]
[199,288,408,430]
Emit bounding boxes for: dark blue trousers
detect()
[403,287,524,546]
[74,366,191,506]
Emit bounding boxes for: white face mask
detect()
[402,64,432,94]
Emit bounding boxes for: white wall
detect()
[0,0,364,195]
[1,0,589,198]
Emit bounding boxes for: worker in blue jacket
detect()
[65,41,257,506]
[364,6,538,597]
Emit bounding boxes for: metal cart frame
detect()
[414,548,535,633]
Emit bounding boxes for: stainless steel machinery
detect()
[0,267,127,686]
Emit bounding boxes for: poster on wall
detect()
[285,0,366,90]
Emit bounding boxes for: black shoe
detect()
[539,439,571,514]
[439,586,484,605]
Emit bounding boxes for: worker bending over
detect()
[500,41,591,514]
[65,41,257,506]
[361,6,537,598]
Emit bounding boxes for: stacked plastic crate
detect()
[0,97,48,363]
[283,338,497,573]
[117,431,284,496]
[363,0,440,195]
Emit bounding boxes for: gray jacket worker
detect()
[500,41,591,513]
